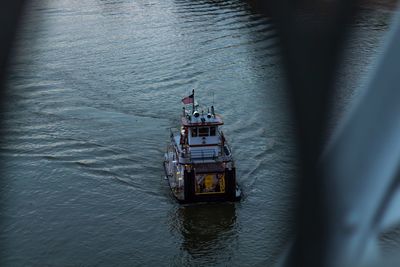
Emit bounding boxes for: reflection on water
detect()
[172,203,237,265]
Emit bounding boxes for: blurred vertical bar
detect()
[0,0,26,93]
[0,0,26,254]
[246,0,357,266]
[322,6,400,266]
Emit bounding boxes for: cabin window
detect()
[191,128,198,137]
[210,127,216,136]
[198,127,209,137]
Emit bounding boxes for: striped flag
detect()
[182,93,194,104]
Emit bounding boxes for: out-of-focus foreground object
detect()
[249,0,400,266]
[0,1,26,94]
[322,4,400,267]
[251,1,357,266]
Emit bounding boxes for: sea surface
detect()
[0,0,394,266]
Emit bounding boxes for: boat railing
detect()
[190,149,217,159]
[178,148,219,163]
[169,127,186,163]
[171,128,233,163]
[170,127,179,138]
[218,130,233,160]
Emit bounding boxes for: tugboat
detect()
[164,90,241,203]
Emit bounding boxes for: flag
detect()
[182,93,194,104]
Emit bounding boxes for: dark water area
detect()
[0,0,395,266]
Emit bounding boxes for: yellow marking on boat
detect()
[204,174,214,190]
[219,174,225,193]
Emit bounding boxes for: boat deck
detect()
[172,133,233,164]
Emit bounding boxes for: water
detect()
[0,0,393,266]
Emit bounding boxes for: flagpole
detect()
[192,89,195,113]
